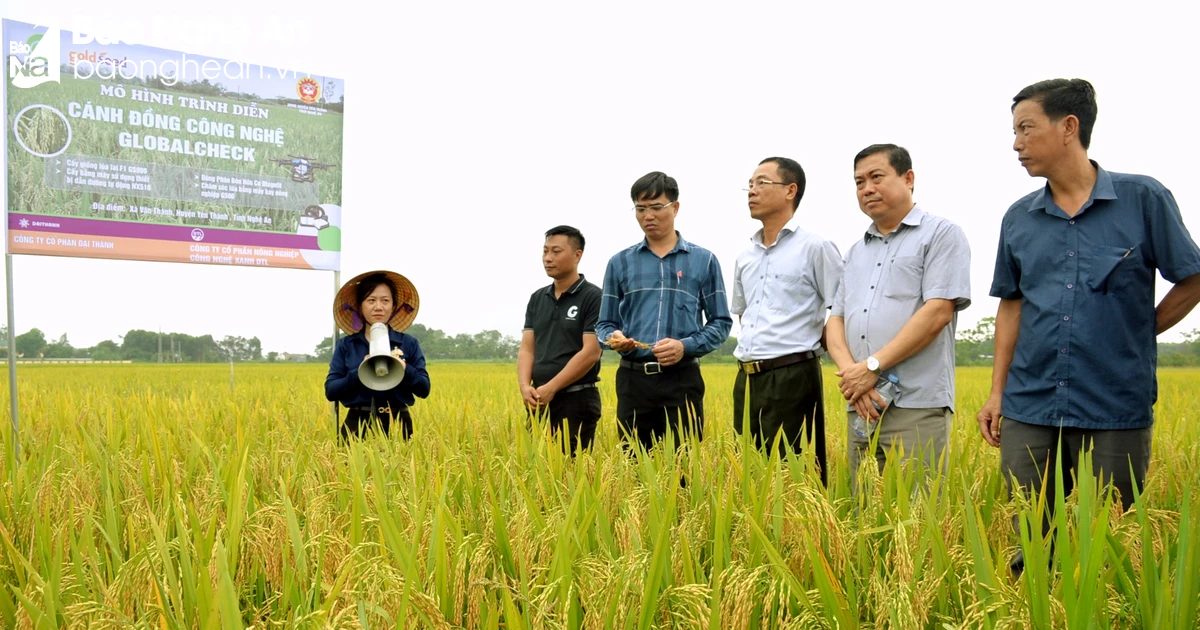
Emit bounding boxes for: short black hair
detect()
[853,144,913,175]
[1012,78,1097,150]
[630,171,679,203]
[355,273,397,314]
[545,225,585,251]
[758,157,806,210]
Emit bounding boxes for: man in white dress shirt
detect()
[731,156,843,484]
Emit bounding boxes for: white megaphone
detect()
[358,322,406,391]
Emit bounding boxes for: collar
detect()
[543,274,587,297]
[1027,160,1117,215]
[865,204,924,242]
[752,212,803,247]
[636,231,690,255]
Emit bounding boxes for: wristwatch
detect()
[866,356,881,374]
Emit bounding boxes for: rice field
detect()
[1,362,1198,628]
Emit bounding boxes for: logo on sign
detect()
[8,26,61,88]
[566,305,579,320]
[191,229,205,241]
[297,77,320,104]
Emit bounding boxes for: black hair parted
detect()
[1013,78,1098,149]
[853,143,913,175]
[630,171,679,203]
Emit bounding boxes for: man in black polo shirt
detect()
[518,225,604,454]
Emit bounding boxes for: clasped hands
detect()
[835,360,886,421]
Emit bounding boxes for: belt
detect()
[618,357,699,375]
[561,382,598,394]
[738,349,823,375]
[349,403,405,415]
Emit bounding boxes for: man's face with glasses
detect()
[745,162,794,220]
[632,194,678,240]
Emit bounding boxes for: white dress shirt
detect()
[731,213,842,361]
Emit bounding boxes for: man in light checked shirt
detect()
[731,157,843,486]
[825,144,972,490]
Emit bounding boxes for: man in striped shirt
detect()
[597,171,732,452]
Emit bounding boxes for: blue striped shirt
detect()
[596,232,732,361]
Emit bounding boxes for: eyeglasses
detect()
[742,179,789,192]
[633,202,676,214]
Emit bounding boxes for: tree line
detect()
[4,320,1200,366]
[0,327,263,362]
[952,317,1200,367]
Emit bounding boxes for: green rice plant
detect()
[0,364,1197,627]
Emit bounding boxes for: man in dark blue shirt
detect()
[597,171,732,452]
[978,79,1200,545]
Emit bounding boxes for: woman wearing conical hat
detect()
[325,270,430,440]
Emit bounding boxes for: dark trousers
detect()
[1000,420,1151,575]
[1000,419,1152,512]
[341,404,413,442]
[615,362,705,452]
[732,357,827,485]
[529,386,601,455]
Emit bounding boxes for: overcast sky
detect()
[4,0,1199,355]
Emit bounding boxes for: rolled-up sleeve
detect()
[990,212,1023,300]
[831,255,848,317]
[922,222,972,310]
[1145,185,1200,283]
[814,239,844,311]
[730,255,747,316]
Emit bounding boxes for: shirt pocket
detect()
[673,289,701,328]
[767,272,809,314]
[1086,245,1137,294]
[883,255,924,300]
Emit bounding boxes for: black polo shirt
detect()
[523,274,602,388]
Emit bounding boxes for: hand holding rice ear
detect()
[605,337,652,350]
[333,270,420,334]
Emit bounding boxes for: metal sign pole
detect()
[6,254,19,464]
[3,23,17,466]
[332,269,340,437]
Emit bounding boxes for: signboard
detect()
[4,20,344,270]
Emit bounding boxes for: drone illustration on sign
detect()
[269,155,337,183]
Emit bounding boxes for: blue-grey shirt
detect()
[596,232,732,361]
[832,206,972,410]
[990,163,1200,430]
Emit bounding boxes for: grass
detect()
[0,363,1197,628]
